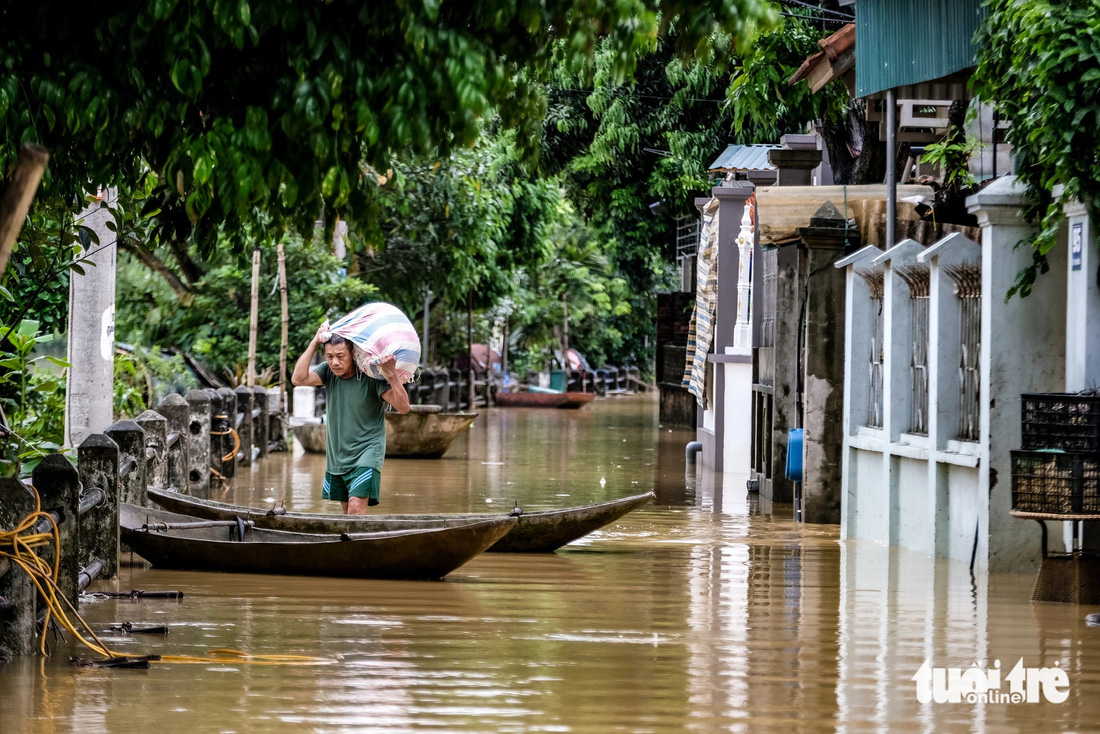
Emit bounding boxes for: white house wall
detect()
[972,178,1067,573]
[838,177,1068,573]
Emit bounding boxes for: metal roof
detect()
[855,0,985,97]
[707,144,783,173]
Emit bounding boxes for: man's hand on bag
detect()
[378,354,399,381]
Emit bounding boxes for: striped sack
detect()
[322,302,420,383]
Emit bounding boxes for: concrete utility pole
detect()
[65,188,118,448]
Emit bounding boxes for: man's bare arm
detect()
[378,355,411,414]
[291,325,325,387]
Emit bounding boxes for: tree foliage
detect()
[540,13,841,368]
[0,320,68,476]
[356,132,558,317]
[115,232,375,379]
[1,0,777,256]
[974,0,1100,298]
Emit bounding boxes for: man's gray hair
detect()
[326,334,351,349]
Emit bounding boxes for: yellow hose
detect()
[0,484,330,666]
[209,421,241,463]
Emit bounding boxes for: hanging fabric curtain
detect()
[682,197,720,407]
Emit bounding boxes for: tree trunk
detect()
[119,236,195,301]
[277,240,289,408]
[821,99,887,185]
[0,143,49,281]
[246,245,261,388]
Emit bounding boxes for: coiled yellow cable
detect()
[1,484,330,666]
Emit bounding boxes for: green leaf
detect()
[16,320,40,338]
[321,166,339,199]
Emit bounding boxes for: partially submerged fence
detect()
[393,366,646,413]
[0,386,286,660]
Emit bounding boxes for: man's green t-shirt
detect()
[312,362,391,474]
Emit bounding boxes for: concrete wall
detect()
[800,225,849,525]
[695,186,754,473]
[65,189,118,448]
[838,177,1069,573]
[845,444,888,544]
[768,244,802,503]
[972,178,1067,574]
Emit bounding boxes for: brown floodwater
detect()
[2,395,1100,732]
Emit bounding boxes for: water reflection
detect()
[2,396,1099,732]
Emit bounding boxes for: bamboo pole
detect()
[277,240,289,408]
[246,244,261,388]
[422,289,430,367]
[501,314,509,387]
[562,293,570,367]
[467,291,474,409]
[0,144,49,281]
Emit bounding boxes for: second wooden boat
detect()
[121,503,516,580]
[386,410,477,457]
[147,489,655,553]
[292,408,477,458]
[493,391,594,409]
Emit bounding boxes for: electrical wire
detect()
[0,483,331,666]
[778,0,855,21]
[779,11,849,24]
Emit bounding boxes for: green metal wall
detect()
[855,0,986,97]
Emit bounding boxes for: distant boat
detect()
[292,406,477,458]
[494,391,594,409]
[120,503,516,580]
[147,489,656,553]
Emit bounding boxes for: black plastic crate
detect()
[1011,450,1100,515]
[1021,393,1100,452]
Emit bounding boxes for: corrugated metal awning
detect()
[855,0,985,98]
[707,144,783,174]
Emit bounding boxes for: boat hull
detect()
[121,504,515,580]
[292,411,478,458]
[147,489,655,553]
[386,411,477,457]
[493,392,594,409]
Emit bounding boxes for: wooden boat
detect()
[292,423,326,452]
[120,503,516,580]
[386,410,477,457]
[493,391,595,409]
[292,407,477,458]
[147,489,655,553]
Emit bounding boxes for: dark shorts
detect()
[323,466,381,505]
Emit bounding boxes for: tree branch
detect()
[119,235,195,301]
[0,143,49,281]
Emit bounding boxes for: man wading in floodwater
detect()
[291,325,410,514]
